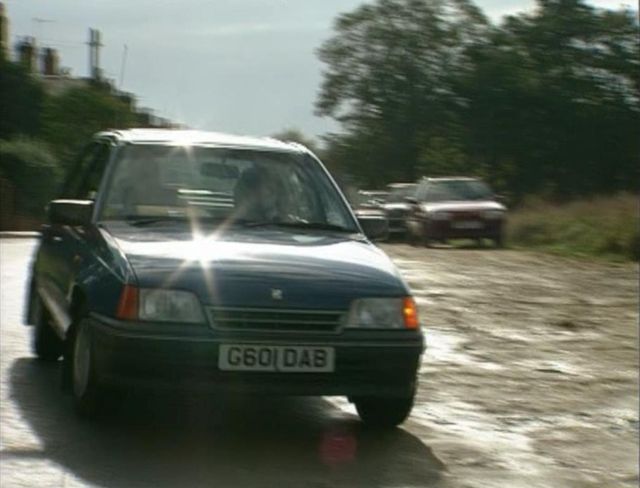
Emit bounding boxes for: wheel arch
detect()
[66,285,88,341]
[24,275,37,326]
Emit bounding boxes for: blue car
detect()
[25,129,424,427]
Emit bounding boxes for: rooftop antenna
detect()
[32,17,54,40]
[118,43,128,89]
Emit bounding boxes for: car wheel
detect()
[421,224,432,248]
[354,394,415,429]
[32,296,63,361]
[407,226,418,247]
[71,318,104,417]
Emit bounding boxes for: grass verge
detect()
[507,194,639,262]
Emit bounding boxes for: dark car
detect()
[357,190,389,207]
[382,183,417,237]
[406,177,506,247]
[25,129,423,427]
[351,190,389,242]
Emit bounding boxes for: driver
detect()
[233,165,279,222]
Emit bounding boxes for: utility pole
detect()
[118,44,128,89]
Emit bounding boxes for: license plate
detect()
[218,345,335,373]
[452,220,483,229]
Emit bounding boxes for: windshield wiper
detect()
[239,220,355,233]
[123,216,185,226]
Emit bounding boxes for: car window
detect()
[60,142,111,200]
[60,143,99,198]
[386,185,416,203]
[99,144,357,230]
[416,182,428,202]
[425,180,493,202]
[77,144,111,200]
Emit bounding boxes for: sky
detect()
[4,0,635,142]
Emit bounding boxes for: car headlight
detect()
[345,297,419,329]
[116,285,205,323]
[430,211,451,221]
[483,210,504,220]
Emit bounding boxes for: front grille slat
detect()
[208,307,344,333]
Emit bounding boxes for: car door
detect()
[407,182,427,236]
[37,141,112,335]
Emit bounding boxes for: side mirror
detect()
[405,196,418,205]
[47,199,94,226]
[494,194,507,204]
[358,215,388,241]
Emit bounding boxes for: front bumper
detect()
[388,218,409,234]
[89,315,424,397]
[427,219,503,239]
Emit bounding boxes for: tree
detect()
[316,0,489,185]
[0,138,61,217]
[460,0,640,199]
[41,84,137,165]
[0,60,44,139]
[417,136,472,177]
[271,128,320,155]
[317,0,639,198]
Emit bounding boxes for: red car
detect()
[406,177,506,247]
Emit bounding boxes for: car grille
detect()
[207,307,345,333]
[387,209,407,219]
[451,211,482,219]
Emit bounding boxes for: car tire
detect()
[32,296,64,361]
[71,318,104,417]
[421,225,432,248]
[354,394,415,429]
[407,226,419,247]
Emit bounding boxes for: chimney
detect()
[41,47,59,75]
[17,36,37,73]
[0,2,8,61]
[88,28,102,80]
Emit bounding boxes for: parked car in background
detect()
[358,190,389,208]
[383,183,417,238]
[351,191,389,241]
[25,129,422,427]
[406,177,506,247]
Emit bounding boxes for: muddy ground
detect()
[1,239,638,487]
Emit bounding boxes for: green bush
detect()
[507,194,639,261]
[0,138,61,217]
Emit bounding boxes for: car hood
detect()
[106,224,408,310]
[354,207,386,217]
[422,200,505,213]
[384,203,411,212]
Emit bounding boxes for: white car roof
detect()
[95,129,306,153]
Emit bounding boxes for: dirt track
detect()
[1,239,638,487]
[383,243,639,487]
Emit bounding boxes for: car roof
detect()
[421,176,481,182]
[387,182,416,189]
[94,128,307,153]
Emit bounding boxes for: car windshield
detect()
[386,185,416,203]
[99,144,357,231]
[426,180,493,202]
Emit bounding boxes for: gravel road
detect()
[1,238,637,487]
